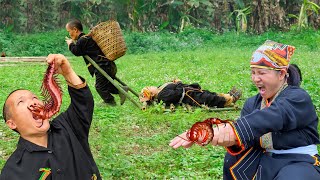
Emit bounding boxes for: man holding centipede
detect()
[1,54,101,180]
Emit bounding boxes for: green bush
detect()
[2,28,320,57]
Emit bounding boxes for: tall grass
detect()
[0,30,319,179]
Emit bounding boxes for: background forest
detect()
[1,0,320,34]
[1,0,319,57]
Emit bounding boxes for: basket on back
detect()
[89,20,127,61]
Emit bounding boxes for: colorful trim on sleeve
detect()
[233,116,256,149]
[66,77,87,89]
[225,122,246,155]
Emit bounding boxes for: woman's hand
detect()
[211,123,237,147]
[169,131,194,149]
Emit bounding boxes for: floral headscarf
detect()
[250,40,295,70]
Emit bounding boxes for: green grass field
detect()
[0,31,319,179]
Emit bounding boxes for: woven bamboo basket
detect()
[89,20,127,61]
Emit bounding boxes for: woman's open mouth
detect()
[257,85,266,96]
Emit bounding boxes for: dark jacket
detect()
[69,33,110,76]
[224,85,320,179]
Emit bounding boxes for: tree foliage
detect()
[0,0,319,33]
[289,0,320,30]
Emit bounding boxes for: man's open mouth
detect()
[32,113,44,128]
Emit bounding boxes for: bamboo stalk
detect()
[114,76,139,97]
[84,55,142,109]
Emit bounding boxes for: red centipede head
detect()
[28,104,45,120]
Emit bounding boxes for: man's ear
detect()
[72,27,78,32]
[6,119,17,130]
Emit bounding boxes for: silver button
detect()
[57,169,62,174]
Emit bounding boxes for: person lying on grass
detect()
[1,54,102,180]
[139,79,242,108]
[169,40,320,180]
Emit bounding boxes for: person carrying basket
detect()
[66,19,125,106]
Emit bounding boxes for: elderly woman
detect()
[170,40,320,179]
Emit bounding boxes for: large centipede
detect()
[184,118,232,146]
[29,62,63,120]
[182,118,246,155]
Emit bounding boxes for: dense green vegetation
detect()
[1,0,319,34]
[1,28,320,56]
[0,29,319,179]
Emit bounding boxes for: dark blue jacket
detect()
[224,85,320,179]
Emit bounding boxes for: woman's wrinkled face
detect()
[251,67,286,100]
[66,24,79,40]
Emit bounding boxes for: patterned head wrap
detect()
[139,87,152,102]
[250,40,295,70]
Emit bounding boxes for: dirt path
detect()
[0,57,47,67]
[0,57,47,62]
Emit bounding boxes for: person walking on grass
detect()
[1,54,101,180]
[66,19,126,106]
[170,40,320,179]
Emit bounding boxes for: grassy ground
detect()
[0,34,319,179]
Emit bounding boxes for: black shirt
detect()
[0,79,101,180]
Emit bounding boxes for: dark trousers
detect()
[94,62,118,103]
[183,89,226,108]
